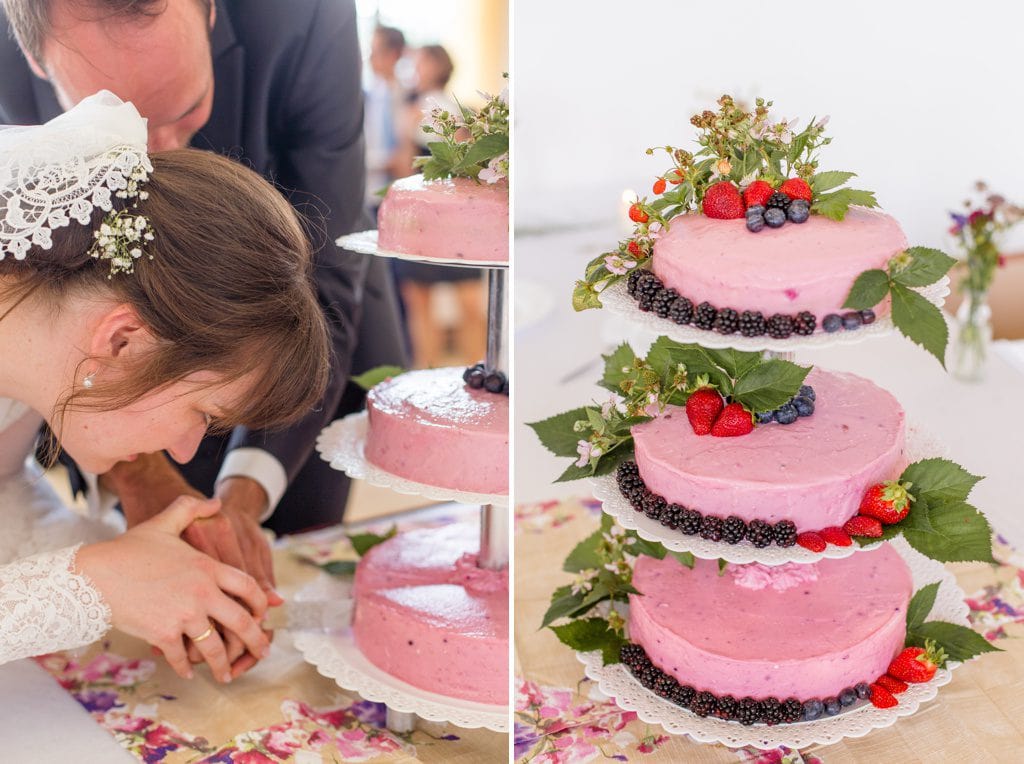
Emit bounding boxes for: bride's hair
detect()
[0,148,330,432]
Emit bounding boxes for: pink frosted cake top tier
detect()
[629,544,912,699]
[368,366,507,431]
[631,368,906,531]
[651,207,908,317]
[377,174,509,263]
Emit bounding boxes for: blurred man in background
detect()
[364,24,408,213]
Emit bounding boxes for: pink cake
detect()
[352,523,508,705]
[377,174,509,263]
[630,368,905,532]
[651,207,907,317]
[628,544,912,700]
[364,367,509,494]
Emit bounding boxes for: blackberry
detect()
[615,461,644,502]
[715,695,740,720]
[634,273,662,311]
[678,507,703,535]
[691,691,717,718]
[693,301,718,330]
[782,698,804,723]
[773,520,798,547]
[641,492,667,522]
[766,191,791,210]
[761,697,785,726]
[651,287,678,319]
[766,313,794,339]
[653,673,678,699]
[713,307,740,335]
[667,295,694,324]
[628,488,649,512]
[699,515,724,541]
[669,683,696,709]
[747,519,774,548]
[792,311,817,336]
[738,310,766,337]
[736,697,764,726]
[626,267,644,297]
[662,504,688,530]
[722,516,747,544]
[619,642,646,668]
[633,661,661,690]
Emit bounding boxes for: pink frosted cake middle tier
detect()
[353,523,509,705]
[629,544,912,700]
[364,367,509,494]
[631,368,905,532]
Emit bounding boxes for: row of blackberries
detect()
[616,461,797,547]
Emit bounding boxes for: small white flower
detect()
[575,439,594,468]
[603,254,635,276]
[601,394,627,417]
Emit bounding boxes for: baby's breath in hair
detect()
[88,159,154,278]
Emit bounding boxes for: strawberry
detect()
[778,177,813,203]
[627,240,642,256]
[859,480,915,525]
[628,203,649,224]
[710,402,754,437]
[887,641,946,684]
[796,531,826,553]
[701,181,745,219]
[685,388,724,436]
[652,178,667,195]
[843,515,884,538]
[819,526,852,547]
[869,683,898,709]
[742,180,774,209]
[875,674,908,694]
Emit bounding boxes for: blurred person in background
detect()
[364,24,408,214]
[394,43,487,368]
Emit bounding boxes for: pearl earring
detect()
[83,372,95,389]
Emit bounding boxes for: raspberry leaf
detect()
[351,365,405,391]
[527,407,592,458]
[572,281,603,311]
[890,247,957,288]
[347,525,398,557]
[810,170,857,194]
[900,458,983,505]
[907,583,940,631]
[843,269,890,310]
[601,343,638,392]
[551,617,627,663]
[900,500,996,563]
[889,281,949,367]
[732,360,811,413]
[811,187,879,221]
[905,621,1001,665]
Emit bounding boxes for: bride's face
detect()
[56,372,252,474]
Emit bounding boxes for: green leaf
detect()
[601,632,629,665]
[810,170,857,194]
[732,359,811,413]
[347,525,397,557]
[645,339,728,391]
[527,407,590,458]
[890,247,957,288]
[669,550,696,568]
[590,444,637,477]
[890,282,949,367]
[551,617,616,651]
[555,461,593,483]
[601,343,637,393]
[628,535,693,568]
[812,187,879,221]
[563,529,603,573]
[321,560,357,577]
[901,500,995,563]
[573,282,604,311]
[906,621,1001,664]
[351,365,405,391]
[843,269,890,310]
[541,585,584,628]
[901,458,983,505]
[454,132,509,173]
[425,140,458,167]
[703,348,762,380]
[906,583,939,630]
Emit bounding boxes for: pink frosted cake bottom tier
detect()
[353,524,508,705]
[631,368,906,532]
[629,544,912,700]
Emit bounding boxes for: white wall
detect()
[514,0,1024,250]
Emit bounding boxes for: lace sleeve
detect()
[0,544,111,664]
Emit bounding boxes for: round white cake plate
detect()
[316,412,509,508]
[293,628,509,733]
[591,422,946,565]
[337,230,509,269]
[599,277,950,352]
[577,536,967,750]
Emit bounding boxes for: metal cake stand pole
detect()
[763,349,796,363]
[386,709,417,733]
[480,267,509,570]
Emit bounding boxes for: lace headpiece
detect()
[0,90,154,277]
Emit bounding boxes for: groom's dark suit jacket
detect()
[0,0,408,533]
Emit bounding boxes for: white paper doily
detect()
[600,276,950,352]
[316,412,509,507]
[577,537,968,749]
[337,230,508,269]
[591,422,947,565]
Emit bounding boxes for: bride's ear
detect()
[88,304,156,362]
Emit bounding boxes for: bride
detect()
[0,92,329,683]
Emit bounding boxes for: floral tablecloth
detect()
[514,497,1024,763]
[35,505,508,763]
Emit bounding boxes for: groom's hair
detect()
[3,0,212,63]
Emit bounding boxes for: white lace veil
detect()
[0,90,152,260]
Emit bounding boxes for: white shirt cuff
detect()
[216,448,288,523]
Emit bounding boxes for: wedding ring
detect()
[191,625,214,643]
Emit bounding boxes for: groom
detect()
[0,0,407,586]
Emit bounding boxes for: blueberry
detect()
[860,308,877,325]
[746,205,766,217]
[484,372,506,393]
[764,207,786,228]
[824,697,842,716]
[756,410,775,425]
[854,682,871,699]
[842,311,864,330]
[792,396,815,417]
[822,313,843,333]
[803,698,824,720]
[774,403,798,425]
[466,369,486,389]
[746,214,766,233]
[799,384,815,401]
[787,200,810,224]
[839,688,857,707]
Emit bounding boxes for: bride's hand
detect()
[75,496,270,683]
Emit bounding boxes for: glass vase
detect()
[952,290,992,382]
